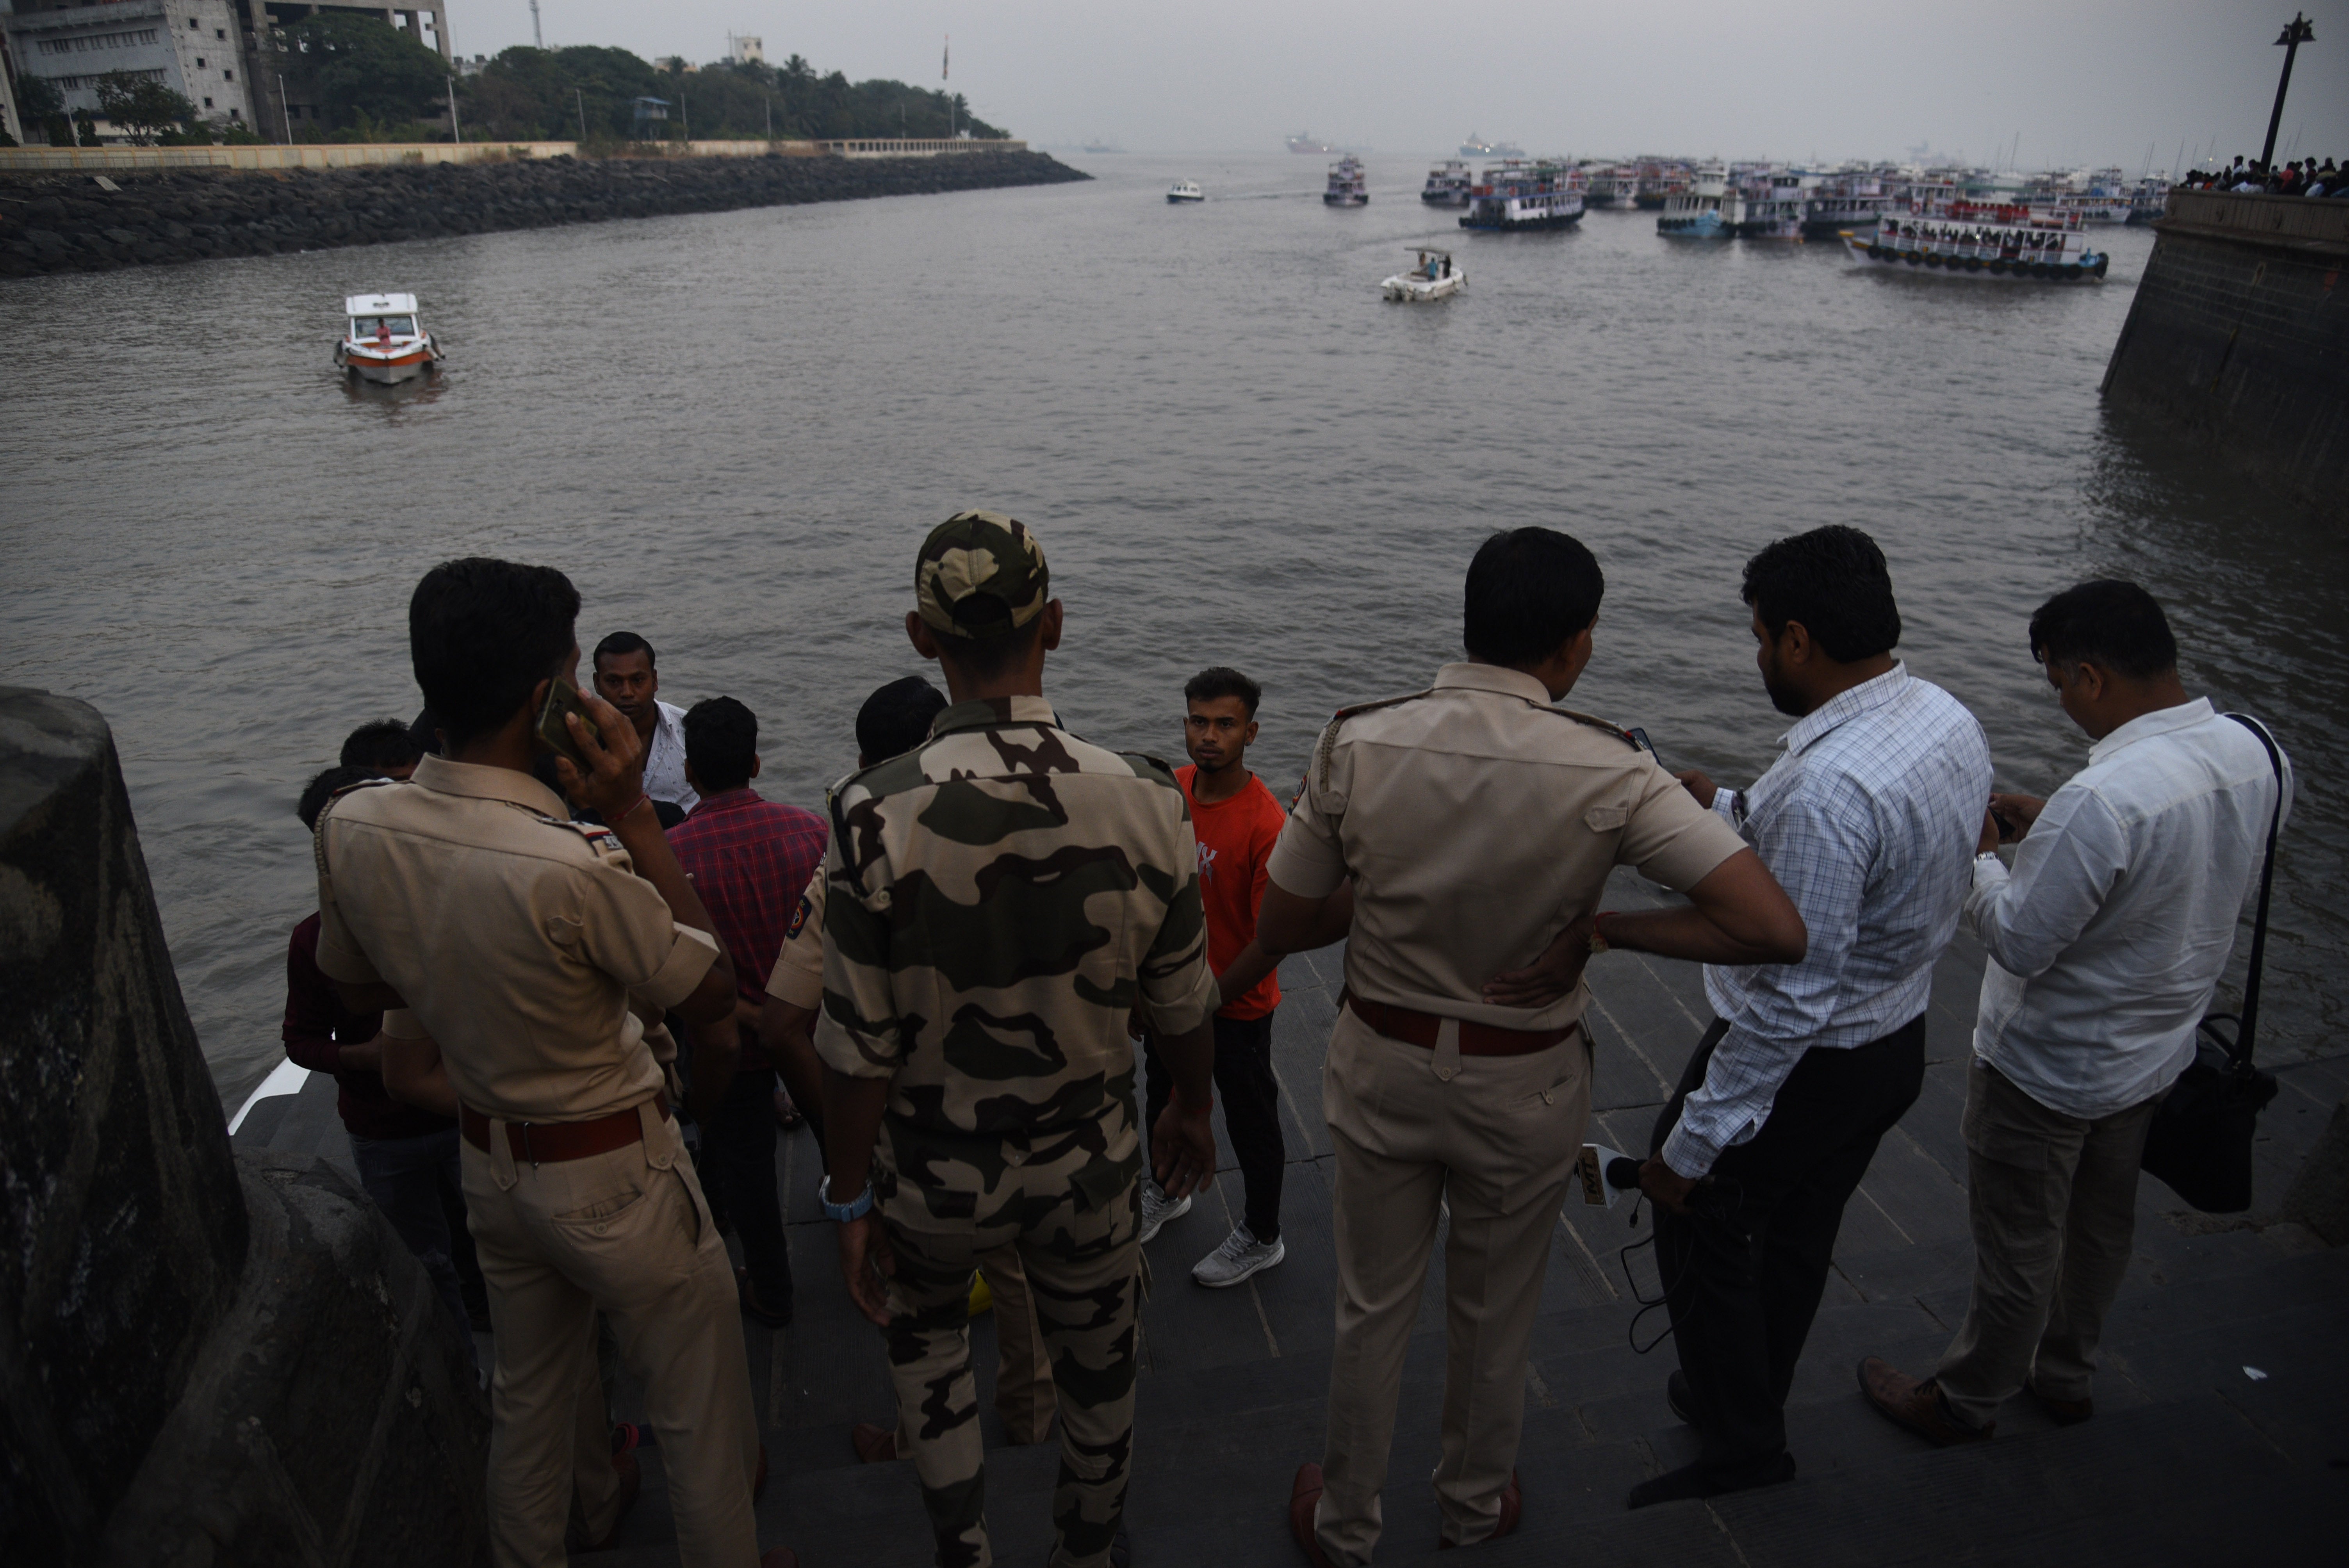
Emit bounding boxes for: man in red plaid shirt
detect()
[668,696,828,1327]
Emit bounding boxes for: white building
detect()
[2,0,258,135]
[729,32,761,64]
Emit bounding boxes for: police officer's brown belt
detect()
[1342,991,1576,1056]
[460,1094,672,1163]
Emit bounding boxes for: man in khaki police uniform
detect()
[757,673,1059,1462]
[312,557,793,1568]
[1257,528,1808,1565]
[814,513,1224,1568]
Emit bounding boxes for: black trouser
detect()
[1650,1014,1926,1478]
[1144,1011,1285,1241]
[701,1063,794,1313]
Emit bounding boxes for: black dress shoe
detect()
[1666,1370,1698,1426]
[1626,1452,1795,1510]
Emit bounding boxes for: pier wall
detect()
[0,136,1025,174]
[0,147,1085,278]
[2100,190,2348,523]
[0,689,489,1565]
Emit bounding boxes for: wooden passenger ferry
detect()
[1845,184,2110,282]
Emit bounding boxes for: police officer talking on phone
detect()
[310,558,797,1568]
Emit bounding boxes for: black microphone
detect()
[1606,1157,1642,1189]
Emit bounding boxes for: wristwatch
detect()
[819,1173,874,1223]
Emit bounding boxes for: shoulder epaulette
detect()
[310,776,394,884]
[1314,689,1433,790]
[1548,706,1641,748]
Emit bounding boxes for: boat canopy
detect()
[345,292,418,316]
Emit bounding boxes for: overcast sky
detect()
[474,2,2349,169]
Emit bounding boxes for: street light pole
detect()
[2260,12,2315,173]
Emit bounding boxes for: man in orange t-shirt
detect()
[1141,666,1294,1286]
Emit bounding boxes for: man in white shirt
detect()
[593,631,699,814]
[1628,526,1991,1508]
[1862,580,2292,1444]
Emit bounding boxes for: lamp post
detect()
[2259,12,2315,173]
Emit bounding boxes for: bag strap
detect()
[2220,713,2285,1067]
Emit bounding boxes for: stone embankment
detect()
[0,149,1087,278]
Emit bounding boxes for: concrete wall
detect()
[0,688,488,1564]
[2100,191,2348,524]
[0,135,1026,172]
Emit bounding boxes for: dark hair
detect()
[1184,666,1262,717]
[2027,580,2178,680]
[339,718,421,773]
[1741,525,1902,663]
[856,675,948,761]
[683,696,757,793]
[932,616,1043,682]
[408,558,580,748]
[593,631,655,670]
[406,706,442,757]
[1462,528,1604,666]
[296,764,381,831]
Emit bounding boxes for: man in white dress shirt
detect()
[593,631,699,814]
[1629,526,1992,1508]
[1862,580,2291,1443]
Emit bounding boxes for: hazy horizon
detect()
[457,1,2347,172]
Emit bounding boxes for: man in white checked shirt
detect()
[1623,526,1991,1508]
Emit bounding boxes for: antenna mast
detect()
[530,0,543,49]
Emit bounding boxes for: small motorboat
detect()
[1382,248,1464,301]
[1167,179,1205,204]
[335,292,443,384]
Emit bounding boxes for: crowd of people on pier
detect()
[285,516,2291,1568]
[2180,154,2347,196]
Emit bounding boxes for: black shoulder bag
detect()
[2138,714,2285,1214]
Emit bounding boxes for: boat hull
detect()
[1841,233,2108,282]
[1166,194,1204,204]
[335,341,439,383]
[1420,191,1469,206]
[1459,210,1581,230]
[1324,194,1368,206]
[1382,274,1465,301]
[1657,214,1729,239]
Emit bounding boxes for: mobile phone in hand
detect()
[535,676,600,771]
[1627,727,1664,771]
[1990,805,2021,843]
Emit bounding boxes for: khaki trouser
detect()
[1316,1005,1590,1565]
[463,1101,761,1568]
[1934,1058,2163,1429]
[893,1249,1059,1453]
[877,1107,1144,1568]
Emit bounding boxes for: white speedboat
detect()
[1167,179,1205,204]
[335,292,442,384]
[1381,248,1464,301]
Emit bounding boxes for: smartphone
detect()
[535,676,600,771]
[1990,805,2021,843]
[1626,727,1664,771]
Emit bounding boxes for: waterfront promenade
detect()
[234,865,2349,1564]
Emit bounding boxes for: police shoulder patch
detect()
[786,893,814,941]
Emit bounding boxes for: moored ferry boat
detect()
[2126,175,2169,225]
[1585,166,1642,209]
[1656,166,1732,237]
[1846,185,2110,282]
[334,292,442,384]
[1732,173,1807,239]
[1801,170,1893,236]
[1460,160,1583,230]
[1324,155,1369,206]
[1421,160,1472,206]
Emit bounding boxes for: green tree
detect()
[274,12,449,132]
[460,45,661,141]
[11,70,71,148]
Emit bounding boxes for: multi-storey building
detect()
[1,2,454,143]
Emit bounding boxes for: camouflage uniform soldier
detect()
[814,512,1224,1568]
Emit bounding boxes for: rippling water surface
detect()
[2,150,2339,1107]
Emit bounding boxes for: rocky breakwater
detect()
[0,148,1088,278]
[0,687,491,1565]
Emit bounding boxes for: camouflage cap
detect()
[914,511,1051,640]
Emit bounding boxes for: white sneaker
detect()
[1191,1225,1285,1288]
[1137,1181,1190,1244]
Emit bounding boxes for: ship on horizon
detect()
[1287,132,1337,155]
[1459,132,1526,159]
